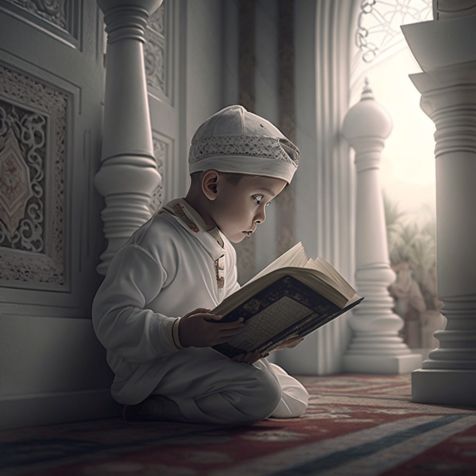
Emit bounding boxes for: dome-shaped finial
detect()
[342,77,392,141]
[361,77,374,100]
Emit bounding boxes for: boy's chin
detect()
[226,232,248,243]
[228,235,245,244]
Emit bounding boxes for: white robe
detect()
[92,198,308,423]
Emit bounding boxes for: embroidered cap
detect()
[188,105,300,184]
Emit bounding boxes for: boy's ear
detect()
[202,170,220,200]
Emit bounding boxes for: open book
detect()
[212,242,363,358]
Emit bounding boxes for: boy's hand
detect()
[273,335,304,351]
[232,335,304,364]
[178,308,245,348]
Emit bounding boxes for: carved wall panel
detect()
[0,62,69,288]
[145,1,172,103]
[0,0,81,44]
[150,132,174,213]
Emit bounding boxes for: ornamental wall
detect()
[0,0,225,430]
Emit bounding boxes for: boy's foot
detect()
[122,395,183,422]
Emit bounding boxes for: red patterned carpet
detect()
[1,374,475,476]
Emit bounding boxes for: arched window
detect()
[353,0,445,354]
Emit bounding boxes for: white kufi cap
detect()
[188,105,300,184]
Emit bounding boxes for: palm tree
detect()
[383,192,438,310]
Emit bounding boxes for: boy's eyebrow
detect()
[257,188,277,197]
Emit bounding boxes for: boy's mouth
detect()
[242,230,254,236]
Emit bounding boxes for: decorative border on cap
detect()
[189,135,300,166]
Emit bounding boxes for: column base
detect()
[343,352,422,374]
[412,369,476,406]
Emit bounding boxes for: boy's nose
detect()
[254,207,266,224]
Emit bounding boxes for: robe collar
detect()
[162,198,225,262]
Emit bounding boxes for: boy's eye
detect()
[252,194,271,207]
[253,194,264,205]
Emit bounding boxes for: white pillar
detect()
[402,2,476,405]
[95,0,163,275]
[342,81,422,374]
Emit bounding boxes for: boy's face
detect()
[209,174,287,243]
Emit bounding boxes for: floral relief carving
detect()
[0,63,68,285]
[6,0,67,30]
[150,134,168,214]
[0,102,46,253]
[148,2,165,35]
[145,2,168,98]
[144,32,166,94]
[0,130,34,236]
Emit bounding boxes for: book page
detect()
[306,258,356,301]
[244,242,308,286]
[244,243,355,299]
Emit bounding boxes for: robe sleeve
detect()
[92,244,181,363]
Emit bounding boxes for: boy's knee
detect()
[245,368,282,421]
[282,380,310,418]
[271,391,309,418]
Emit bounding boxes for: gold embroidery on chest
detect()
[215,254,225,289]
[171,203,200,232]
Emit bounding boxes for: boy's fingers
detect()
[205,317,244,328]
[284,337,304,347]
[284,335,300,341]
[183,308,211,318]
[217,325,245,337]
[217,320,245,331]
[201,313,224,321]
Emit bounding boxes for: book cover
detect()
[212,274,363,358]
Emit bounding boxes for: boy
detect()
[92,105,309,424]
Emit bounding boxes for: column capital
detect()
[402,13,476,72]
[409,65,476,158]
[433,0,476,20]
[98,0,163,43]
[98,0,163,15]
[409,62,476,113]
